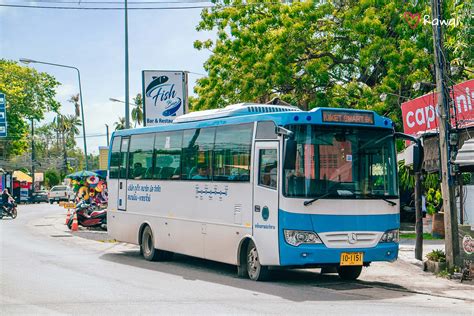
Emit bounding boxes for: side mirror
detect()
[394,132,424,173]
[284,138,297,170]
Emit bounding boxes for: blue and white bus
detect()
[107,103,421,281]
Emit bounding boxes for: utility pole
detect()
[431,0,459,268]
[415,171,423,260]
[31,119,35,192]
[124,0,130,129]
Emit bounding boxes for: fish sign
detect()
[142,70,188,126]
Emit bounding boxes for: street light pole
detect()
[105,124,110,147]
[19,58,89,170]
[124,0,130,129]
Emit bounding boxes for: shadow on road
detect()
[100,249,414,302]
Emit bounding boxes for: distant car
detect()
[30,190,49,204]
[48,185,74,204]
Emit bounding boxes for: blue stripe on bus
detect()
[278,209,399,266]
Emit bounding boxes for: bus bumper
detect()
[278,241,398,266]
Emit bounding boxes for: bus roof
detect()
[113,103,394,138]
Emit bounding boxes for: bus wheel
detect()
[141,226,168,261]
[337,266,362,280]
[246,241,270,281]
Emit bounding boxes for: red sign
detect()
[401,79,474,135]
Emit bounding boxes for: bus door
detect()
[118,136,130,211]
[252,141,280,265]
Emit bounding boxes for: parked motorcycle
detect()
[67,200,107,230]
[0,199,18,219]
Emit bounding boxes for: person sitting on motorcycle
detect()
[2,189,14,211]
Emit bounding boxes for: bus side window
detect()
[128,133,155,180]
[119,138,129,179]
[154,131,183,180]
[258,149,278,189]
[213,123,253,181]
[182,128,215,180]
[109,136,121,179]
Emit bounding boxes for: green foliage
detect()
[0,59,60,156]
[114,117,126,130]
[425,187,442,215]
[193,1,471,130]
[399,233,443,240]
[398,160,414,191]
[132,93,143,127]
[44,169,61,188]
[426,249,446,262]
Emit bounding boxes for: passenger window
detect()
[154,131,183,180]
[128,134,155,180]
[109,136,121,179]
[119,138,129,179]
[213,123,253,181]
[182,128,215,180]
[259,149,278,189]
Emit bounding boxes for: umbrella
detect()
[66,170,100,179]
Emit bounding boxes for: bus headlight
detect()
[380,229,399,243]
[284,230,322,246]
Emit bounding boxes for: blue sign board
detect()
[0,93,6,137]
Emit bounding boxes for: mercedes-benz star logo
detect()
[348,233,358,244]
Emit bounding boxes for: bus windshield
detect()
[283,125,397,199]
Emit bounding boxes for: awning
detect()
[12,170,32,183]
[455,138,474,172]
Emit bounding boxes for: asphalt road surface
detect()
[0,204,472,315]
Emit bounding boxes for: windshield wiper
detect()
[303,189,342,206]
[360,193,397,206]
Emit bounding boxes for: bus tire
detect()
[337,266,362,280]
[246,241,270,281]
[141,226,168,262]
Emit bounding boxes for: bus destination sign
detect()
[322,110,374,125]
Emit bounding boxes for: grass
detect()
[400,233,443,240]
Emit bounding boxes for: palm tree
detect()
[114,117,126,130]
[69,94,81,117]
[131,93,143,127]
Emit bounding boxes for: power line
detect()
[0,3,213,9]
[16,0,211,3]
[0,1,284,9]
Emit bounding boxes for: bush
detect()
[426,249,446,262]
[45,169,61,188]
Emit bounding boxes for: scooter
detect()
[67,200,107,230]
[0,198,18,219]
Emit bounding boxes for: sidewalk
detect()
[361,238,473,301]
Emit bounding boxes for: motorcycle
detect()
[0,198,18,219]
[67,200,107,230]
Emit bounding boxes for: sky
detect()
[0,1,215,154]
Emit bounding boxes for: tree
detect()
[0,59,60,156]
[132,93,143,127]
[114,117,126,130]
[193,1,471,130]
[44,169,61,188]
[69,94,81,117]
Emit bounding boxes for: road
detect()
[0,204,472,315]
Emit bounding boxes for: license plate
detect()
[340,252,363,266]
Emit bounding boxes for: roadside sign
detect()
[0,93,7,138]
[142,70,188,126]
[63,202,76,209]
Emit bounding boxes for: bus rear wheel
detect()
[141,226,172,261]
[246,241,270,281]
[337,266,362,280]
